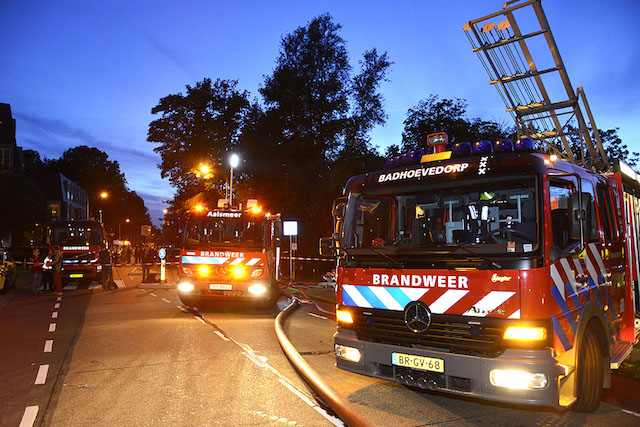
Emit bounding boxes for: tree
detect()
[238,14,391,252]
[402,95,513,152]
[148,78,251,206]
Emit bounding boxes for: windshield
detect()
[343,178,538,254]
[51,224,103,246]
[184,216,265,247]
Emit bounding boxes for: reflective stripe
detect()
[428,290,469,314]
[462,291,515,317]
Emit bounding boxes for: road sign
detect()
[158,248,166,260]
[283,220,298,236]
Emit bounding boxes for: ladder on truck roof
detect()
[463,0,610,171]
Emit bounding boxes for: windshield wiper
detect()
[445,241,502,269]
[371,247,404,269]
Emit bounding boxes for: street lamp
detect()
[99,192,108,222]
[229,154,240,207]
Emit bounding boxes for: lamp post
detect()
[99,192,108,223]
[229,154,239,207]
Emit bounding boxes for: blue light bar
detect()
[473,140,493,154]
[515,137,535,151]
[409,149,425,163]
[494,139,514,152]
[384,158,394,169]
[384,150,426,169]
[452,142,472,156]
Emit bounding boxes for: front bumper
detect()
[335,328,564,407]
[176,278,277,302]
[62,266,100,279]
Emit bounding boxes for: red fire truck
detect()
[48,219,106,283]
[324,138,639,412]
[176,200,282,308]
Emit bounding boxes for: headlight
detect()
[251,268,263,278]
[230,266,247,280]
[335,344,361,362]
[336,310,354,324]
[177,282,195,292]
[248,283,267,295]
[503,326,547,341]
[490,369,548,390]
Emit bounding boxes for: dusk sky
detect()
[2,0,639,225]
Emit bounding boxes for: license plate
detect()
[210,284,232,290]
[70,273,84,278]
[392,352,444,373]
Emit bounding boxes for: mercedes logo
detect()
[404,301,432,333]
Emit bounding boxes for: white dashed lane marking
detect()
[34,365,49,385]
[44,340,53,353]
[56,296,62,301]
[19,406,38,427]
[214,331,230,341]
[54,302,60,309]
[150,293,157,297]
[51,312,58,319]
[161,298,171,303]
[49,323,56,332]
[307,312,328,320]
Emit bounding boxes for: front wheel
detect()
[573,325,603,412]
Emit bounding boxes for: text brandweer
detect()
[372,274,469,289]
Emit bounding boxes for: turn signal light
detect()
[197,266,211,277]
[503,326,547,341]
[336,310,354,324]
[229,265,247,280]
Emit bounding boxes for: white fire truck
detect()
[324,0,640,412]
[176,199,282,308]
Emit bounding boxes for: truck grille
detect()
[352,308,504,355]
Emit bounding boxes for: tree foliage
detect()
[402,95,513,152]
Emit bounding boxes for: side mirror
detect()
[319,237,336,257]
[569,192,592,245]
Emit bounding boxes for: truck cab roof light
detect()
[473,140,493,154]
[384,150,425,169]
[452,142,472,156]
[515,137,535,151]
[495,139,514,152]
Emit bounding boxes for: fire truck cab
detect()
[327,139,639,412]
[48,219,106,283]
[176,199,282,308]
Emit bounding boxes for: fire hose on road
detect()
[274,298,375,427]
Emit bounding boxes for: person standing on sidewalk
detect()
[30,248,43,294]
[42,246,54,292]
[98,243,113,290]
[51,245,63,295]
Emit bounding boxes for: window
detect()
[550,181,574,250]
[597,185,616,243]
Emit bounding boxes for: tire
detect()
[573,325,604,412]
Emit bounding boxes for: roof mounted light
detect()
[473,140,493,154]
[427,132,448,154]
[515,137,535,151]
[495,139,514,152]
[452,142,472,156]
[383,149,425,169]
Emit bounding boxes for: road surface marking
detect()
[176,305,189,313]
[51,312,58,319]
[49,323,56,332]
[622,409,640,418]
[56,296,62,301]
[150,293,157,297]
[34,365,49,384]
[54,302,60,309]
[196,316,206,324]
[277,379,343,426]
[44,340,53,353]
[19,406,38,427]
[308,312,328,320]
[139,289,146,292]
[63,283,78,291]
[88,283,101,290]
[115,280,125,288]
[162,298,171,303]
[214,331,230,341]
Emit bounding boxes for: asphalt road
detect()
[1,267,639,426]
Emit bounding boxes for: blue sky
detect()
[2,0,639,225]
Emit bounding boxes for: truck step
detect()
[610,342,633,369]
